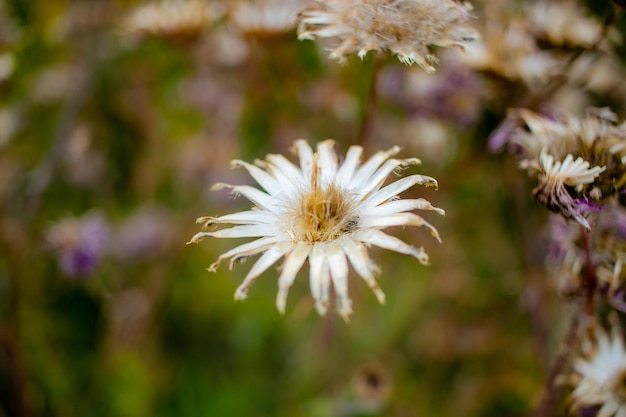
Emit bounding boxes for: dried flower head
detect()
[230,0,304,37]
[188,140,443,320]
[571,319,626,417]
[122,0,224,43]
[527,1,602,49]
[511,108,626,228]
[523,149,605,229]
[547,204,626,300]
[297,0,479,72]
[458,12,559,84]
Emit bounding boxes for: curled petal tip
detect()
[315,301,329,316]
[276,302,286,315]
[234,289,248,301]
[196,216,218,229]
[338,306,353,323]
[369,286,386,305]
[230,159,244,169]
[188,232,211,244]
[402,158,421,167]
[412,247,429,265]
[210,182,232,191]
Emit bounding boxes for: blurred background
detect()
[1,0,626,416]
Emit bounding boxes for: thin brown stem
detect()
[580,225,597,318]
[531,313,580,417]
[357,56,382,150]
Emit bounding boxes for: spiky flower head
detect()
[571,319,626,417]
[122,0,224,43]
[511,108,626,229]
[188,140,443,320]
[522,149,605,229]
[297,0,479,72]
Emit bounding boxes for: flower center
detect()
[291,182,359,243]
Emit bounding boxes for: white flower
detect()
[188,140,443,320]
[297,0,478,72]
[537,150,605,188]
[572,321,626,417]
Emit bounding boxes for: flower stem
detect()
[580,225,597,318]
[531,313,580,417]
[357,56,382,150]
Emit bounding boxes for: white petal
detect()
[336,145,363,186]
[364,175,438,207]
[338,236,385,304]
[207,236,285,272]
[309,243,331,315]
[353,229,429,264]
[265,153,305,185]
[234,242,293,300]
[360,213,441,243]
[212,183,282,213]
[316,140,338,183]
[197,210,278,226]
[358,158,421,196]
[355,158,401,193]
[276,243,312,314]
[352,146,400,185]
[598,402,619,417]
[363,198,445,217]
[187,231,212,244]
[327,241,352,320]
[293,139,314,181]
[202,224,279,238]
[231,160,281,195]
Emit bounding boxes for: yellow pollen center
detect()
[291,182,359,243]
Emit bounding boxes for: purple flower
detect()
[488,116,519,153]
[46,212,109,277]
[574,196,606,214]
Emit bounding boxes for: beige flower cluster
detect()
[511,108,626,229]
[461,0,611,87]
[122,0,224,42]
[297,0,479,72]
